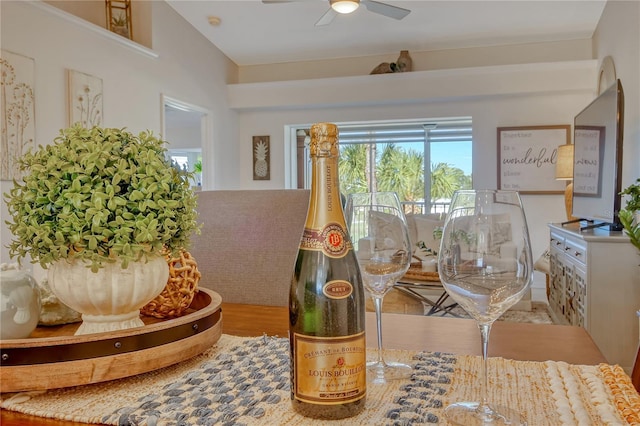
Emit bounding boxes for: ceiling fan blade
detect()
[315,8,337,26]
[362,0,410,20]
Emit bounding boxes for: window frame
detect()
[286,117,472,213]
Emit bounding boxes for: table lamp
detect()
[556,144,575,221]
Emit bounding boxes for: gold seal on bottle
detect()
[309,123,338,158]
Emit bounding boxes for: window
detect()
[170,155,189,171]
[296,118,472,214]
[168,151,202,187]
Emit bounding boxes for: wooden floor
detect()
[369,287,553,324]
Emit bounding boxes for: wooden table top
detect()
[1,302,606,426]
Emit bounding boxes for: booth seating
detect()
[190,189,310,307]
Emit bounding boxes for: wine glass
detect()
[437,190,533,425]
[345,192,413,383]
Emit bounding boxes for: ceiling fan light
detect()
[330,0,359,14]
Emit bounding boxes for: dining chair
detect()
[190,189,310,307]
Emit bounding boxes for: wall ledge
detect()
[228,60,598,111]
[29,0,158,59]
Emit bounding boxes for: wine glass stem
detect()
[372,295,385,364]
[478,322,492,408]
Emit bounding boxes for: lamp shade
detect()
[555,144,574,180]
[330,0,360,14]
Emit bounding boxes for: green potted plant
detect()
[110,13,130,38]
[618,178,640,344]
[619,178,640,254]
[4,125,199,334]
[194,159,203,187]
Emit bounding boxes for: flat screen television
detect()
[571,79,624,231]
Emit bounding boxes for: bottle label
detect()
[300,222,352,258]
[322,280,353,299]
[292,332,366,405]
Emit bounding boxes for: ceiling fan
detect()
[262,0,411,27]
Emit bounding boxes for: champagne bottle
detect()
[289,122,367,419]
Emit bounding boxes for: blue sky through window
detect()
[391,141,472,176]
[432,142,472,175]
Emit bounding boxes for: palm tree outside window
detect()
[298,118,473,214]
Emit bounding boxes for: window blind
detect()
[335,117,472,145]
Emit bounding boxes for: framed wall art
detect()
[106,0,133,40]
[252,136,270,180]
[1,49,36,181]
[68,69,103,128]
[497,125,570,194]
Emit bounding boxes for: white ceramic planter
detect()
[48,256,169,335]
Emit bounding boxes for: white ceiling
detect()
[165,0,607,66]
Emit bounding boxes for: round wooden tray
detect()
[0,288,222,393]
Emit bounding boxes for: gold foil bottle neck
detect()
[309,123,338,158]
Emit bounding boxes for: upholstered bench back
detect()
[190,189,310,306]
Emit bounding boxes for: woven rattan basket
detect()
[141,251,201,319]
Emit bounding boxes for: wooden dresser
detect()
[548,223,639,372]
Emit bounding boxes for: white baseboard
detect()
[531,286,548,303]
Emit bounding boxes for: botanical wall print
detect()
[68,69,103,128]
[252,136,270,180]
[1,50,35,181]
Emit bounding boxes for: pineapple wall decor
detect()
[252,136,270,180]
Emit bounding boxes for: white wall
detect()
[0,0,238,263]
[593,0,640,190]
[165,121,202,150]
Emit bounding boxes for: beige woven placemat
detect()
[2,334,639,425]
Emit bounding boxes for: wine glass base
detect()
[366,360,412,384]
[444,401,527,425]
